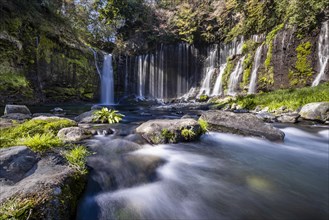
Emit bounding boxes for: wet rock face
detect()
[200,110,285,142]
[299,102,329,122]
[136,119,202,144]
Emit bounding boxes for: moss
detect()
[37,35,57,64]
[222,57,236,91]
[258,67,274,91]
[241,52,255,89]
[0,118,76,150]
[289,41,314,86]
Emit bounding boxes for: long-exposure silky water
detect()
[101,54,114,105]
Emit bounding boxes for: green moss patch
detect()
[0,118,76,151]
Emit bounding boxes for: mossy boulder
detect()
[0,146,87,220]
[57,127,92,143]
[136,119,203,144]
[299,102,329,122]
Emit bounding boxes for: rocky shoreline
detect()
[0,101,328,219]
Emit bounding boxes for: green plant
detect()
[64,145,90,174]
[199,94,209,102]
[181,127,196,140]
[198,118,208,134]
[0,198,35,220]
[161,128,176,143]
[92,108,124,124]
[18,133,63,152]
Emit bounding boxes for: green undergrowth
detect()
[0,197,37,220]
[0,118,76,151]
[229,83,329,111]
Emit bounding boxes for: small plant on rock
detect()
[199,94,209,102]
[198,118,208,134]
[181,127,196,140]
[93,107,124,124]
[64,145,90,174]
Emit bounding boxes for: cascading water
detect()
[198,45,218,96]
[248,45,264,94]
[211,63,227,96]
[101,54,114,105]
[227,56,245,96]
[312,21,329,86]
[89,48,101,78]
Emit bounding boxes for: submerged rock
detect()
[57,127,92,142]
[0,146,86,220]
[299,102,329,122]
[277,113,300,123]
[200,110,285,141]
[4,105,31,115]
[136,119,202,144]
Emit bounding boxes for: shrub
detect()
[93,108,124,124]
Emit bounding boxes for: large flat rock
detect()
[200,110,285,141]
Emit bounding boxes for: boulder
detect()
[136,118,202,144]
[200,110,285,141]
[4,105,31,115]
[299,102,329,122]
[277,113,300,123]
[57,127,92,142]
[75,110,96,123]
[0,147,86,220]
[1,113,32,121]
[32,113,55,117]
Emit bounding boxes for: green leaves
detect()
[92,107,124,124]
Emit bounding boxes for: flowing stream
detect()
[76,109,329,220]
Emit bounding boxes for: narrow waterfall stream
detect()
[227,56,245,96]
[76,110,329,220]
[313,21,329,86]
[248,45,264,94]
[101,54,114,105]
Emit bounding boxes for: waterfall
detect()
[227,56,245,96]
[101,54,114,105]
[198,45,218,96]
[137,55,144,98]
[211,63,227,96]
[312,21,329,87]
[248,45,263,94]
[89,48,101,78]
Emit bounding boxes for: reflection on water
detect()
[77,125,329,220]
